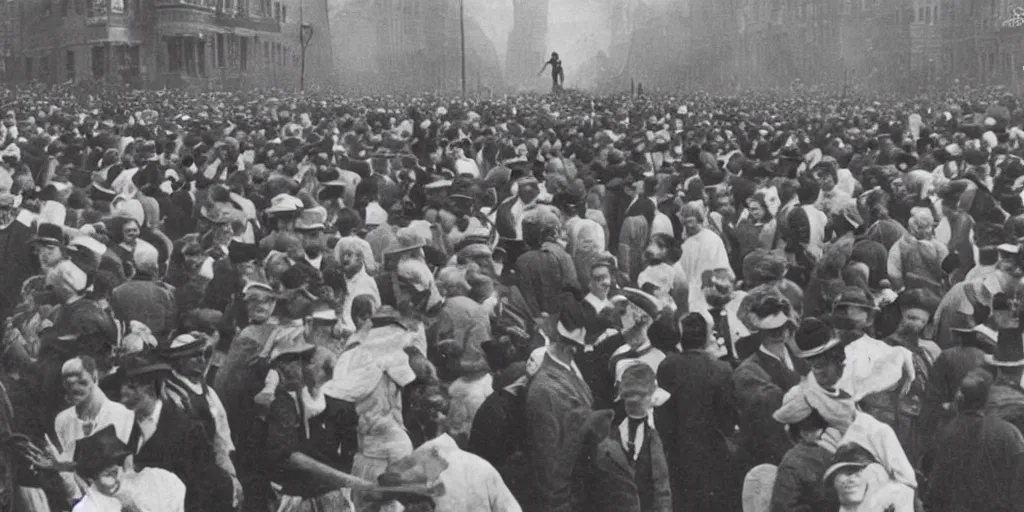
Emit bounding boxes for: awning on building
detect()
[233,27,256,37]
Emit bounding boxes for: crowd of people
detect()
[0,82,1023,512]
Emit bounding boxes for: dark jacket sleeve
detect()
[265,393,301,468]
[770,459,813,512]
[526,383,572,512]
[734,365,792,464]
[202,260,239,312]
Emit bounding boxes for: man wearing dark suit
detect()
[116,354,233,512]
[580,363,672,512]
[732,294,807,472]
[656,313,736,512]
[526,305,594,512]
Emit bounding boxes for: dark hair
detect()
[796,175,820,204]
[351,294,375,322]
[679,312,708,350]
[335,207,363,236]
[648,233,682,263]
[959,368,994,412]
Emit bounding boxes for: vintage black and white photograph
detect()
[1,0,1023,511]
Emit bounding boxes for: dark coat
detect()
[468,382,535,508]
[924,412,1024,512]
[516,242,581,318]
[655,350,736,512]
[921,344,990,448]
[987,382,1024,436]
[770,441,838,512]
[129,400,233,512]
[732,349,806,469]
[526,354,594,512]
[582,410,672,512]
[0,218,37,322]
[110,276,177,340]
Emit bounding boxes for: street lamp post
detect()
[299,22,313,90]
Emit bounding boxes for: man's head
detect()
[62,356,99,406]
[117,356,170,412]
[679,203,704,236]
[617,362,657,419]
[957,368,994,413]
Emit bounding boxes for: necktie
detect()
[627,417,644,461]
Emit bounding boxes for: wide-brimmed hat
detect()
[242,279,279,301]
[102,352,172,388]
[269,340,316,363]
[73,425,132,477]
[265,193,304,215]
[158,332,211,361]
[822,444,878,485]
[294,206,328,231]
[985,328,1024,367]
[32,223,66,246]
[612,287,662,319]
[792,317,844,359]
[833,287,877,313]
[385,228,427,257]
[317,180,347,201]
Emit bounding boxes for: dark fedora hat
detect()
[73,424,132,477]
[102,351,172,389]
[792,317,844,359]
[32,223,66,247]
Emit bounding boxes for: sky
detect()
[466,0,614,85]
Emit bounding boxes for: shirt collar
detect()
[759,344,795,371]
[305,254,323,268]
[138,399,163,425]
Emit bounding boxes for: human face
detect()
[898,307,930,336]
[683,216,701,236]
[645,240,667,265]
[211,223,233,247]
[747,199,766,223]
[340,248,363,276]
[589,265,612,299]
[37,244,63,269]
[816,172,836,192]
[183,251,205,271]
[622,390,654,419]
[519,185,540,204]
[246,295,276,324]
[620,303,651,348]
[63,368,96,405]
[890,178,906,198]
[122,221,140,244]
[302,230,325,257]
[176,350,210,379]
[836,305,871,330]
[810,350,846,389]
[91,465,124,496]
[119,380,149,411]
[833,467,869,506]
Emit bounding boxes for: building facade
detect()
[8,0,333,88]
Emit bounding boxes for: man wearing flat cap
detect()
[580,362,672,512]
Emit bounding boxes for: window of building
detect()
[280,5,285,21]
[65,50,74,80]
[61,0,68,16]
[216,33,225,67]
[264,41,269,65]
[273,2,279,20]
[925,6,931,23]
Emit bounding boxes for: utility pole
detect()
[300,21,313,90]
[460,0,466,97]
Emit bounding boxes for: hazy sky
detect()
[466,0,613,81]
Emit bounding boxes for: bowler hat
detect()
[159,332,211,360]
[822,444,878,485]
[985,327,1024,367]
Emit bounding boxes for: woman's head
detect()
[908,207,936,240]
[747,191,772,223]
[824,444,880,507]
[589,258,614,298]
[645,233,681,265]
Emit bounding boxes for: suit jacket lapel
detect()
[754,350,800,389]
[605,426,635,476]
